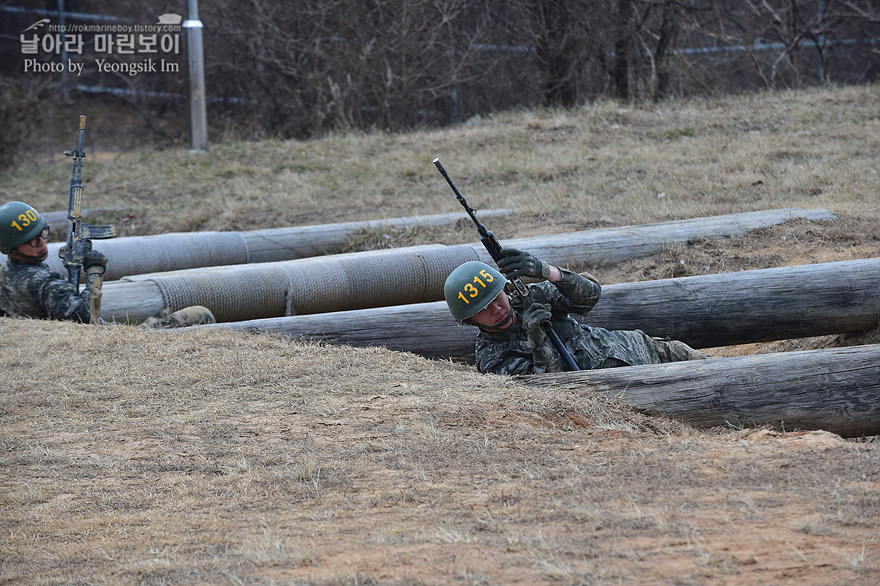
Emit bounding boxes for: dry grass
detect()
[2,84,878,238]
[2,84,880,584]
[2,320,878,584]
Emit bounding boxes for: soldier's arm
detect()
[34,273,94,322]
[475,336,537,375]
[541,267,601,316]
[475,330,568,375]
[529,338,564,373]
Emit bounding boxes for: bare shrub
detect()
[676,0,880,93]
[0,78,55,170]
[0,0,877,143]
[206,0,481,137]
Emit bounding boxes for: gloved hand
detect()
[496,248,550,280]
[83,249,108,275]
[522,300,551,346]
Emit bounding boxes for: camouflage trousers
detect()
[655,338,709,362]
[139,305,216,329]
[597,335,709,369]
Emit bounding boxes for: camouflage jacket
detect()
[475,269,684,375]
[0,257,98,323]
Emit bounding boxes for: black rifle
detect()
[59,115,118,288]
[433,158,579,371]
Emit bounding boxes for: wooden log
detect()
[522,344,880,438]
[94,207,833,283]
[206,258,880,356]
[33,207,834,279]
[99,280,166,324]
[582,257,880,347]
[119,207,834,283]
[212,301,473,360]
[240,209,515,262]
[96,208,836,322]
[505,207,834,267]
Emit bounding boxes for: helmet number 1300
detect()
[10,209,39,232]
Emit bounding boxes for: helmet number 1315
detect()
[457,270,496,304]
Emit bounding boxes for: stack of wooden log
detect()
[26,207,878,437]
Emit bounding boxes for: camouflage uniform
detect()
[475,268,707,375]
[139,305,216,329]
[0,257,215,328]
[0,257,98,322]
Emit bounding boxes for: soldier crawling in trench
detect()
[0,200,215,328]
[443,247,708,375]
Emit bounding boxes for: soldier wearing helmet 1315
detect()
[0,200,215,327]
[444,248,707,375]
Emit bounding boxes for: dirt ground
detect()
[2,214,879,585]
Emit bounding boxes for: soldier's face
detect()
[14,231,49,261]
[469,290,515,330]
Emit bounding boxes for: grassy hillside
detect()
[2,84,878,238]
[2,84,879,584]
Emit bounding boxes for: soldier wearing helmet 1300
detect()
[0,201,215,327]
[444,249,707,375]
[0,200,106,322]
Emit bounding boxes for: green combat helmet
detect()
[444,261,507,324]
[0,201,47,254]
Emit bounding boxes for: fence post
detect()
[184,0,208,152]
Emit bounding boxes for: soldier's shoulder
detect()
[7,261,60,286]
[6,260,49,275]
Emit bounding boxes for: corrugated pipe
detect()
[2,209,514,282]
[97,208,834,324]
[102,244,482,323]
